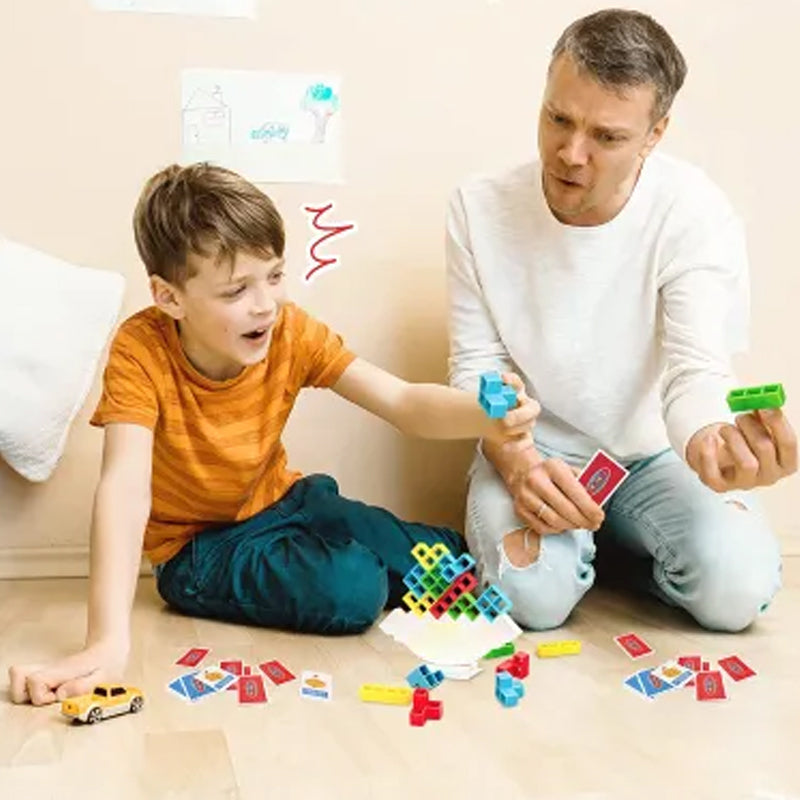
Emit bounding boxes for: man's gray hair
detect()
[551,9,687,122]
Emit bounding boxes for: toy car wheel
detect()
[87,707,103,725]
[130,696,144,713]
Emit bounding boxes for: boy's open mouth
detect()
[242,327,268,340]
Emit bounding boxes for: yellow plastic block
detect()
[536,640,582,658]
[403,590,434,617]
[431,542,451,560]
[358,684,413,705]
[411,542,447,569]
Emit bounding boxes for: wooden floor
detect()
[1,560,799,800]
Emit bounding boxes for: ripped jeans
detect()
[465,445,782,632]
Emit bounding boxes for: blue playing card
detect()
[637,668,673,699]
[180,672,217,702]
[168,676,188,699]
[623,672,649,699]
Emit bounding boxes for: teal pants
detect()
[156,474,464,634]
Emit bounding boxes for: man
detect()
[446,8,797,632]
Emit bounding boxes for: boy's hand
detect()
[485,372,540,451]
[9,639,129,706]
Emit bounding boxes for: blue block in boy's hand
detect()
[478,371,518,419]
[479,371,503,395]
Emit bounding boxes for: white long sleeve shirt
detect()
[446,152,750,464]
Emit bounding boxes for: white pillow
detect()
[0,236,125,482]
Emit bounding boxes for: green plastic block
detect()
[727,383,786,412]
[447,592,479,621]
[483,641,516,660]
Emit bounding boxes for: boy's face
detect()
[152,249,287,381]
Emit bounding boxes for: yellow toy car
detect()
[61,684,144,724]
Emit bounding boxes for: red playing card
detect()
[175,647,210,667]
[717,654,757,682]
[259,660,296,686]
[677,655,702,672]
[238,674,268,704]
[578,450,629,507]
[696,670,727,701]
[221,659,243,691]
[614,632,653,660]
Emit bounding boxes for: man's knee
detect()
[496,537,594,631]
[686,547,781,633]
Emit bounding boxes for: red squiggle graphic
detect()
[303,202,356,283]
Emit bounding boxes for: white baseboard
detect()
[0,546,151,580]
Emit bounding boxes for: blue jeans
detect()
[465,446,782,632]
[155,474,464,635]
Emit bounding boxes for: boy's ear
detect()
[150,275,185,320]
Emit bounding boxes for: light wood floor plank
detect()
[1,559,798,800]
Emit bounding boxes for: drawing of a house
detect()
[182,85,231,146]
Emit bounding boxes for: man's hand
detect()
[508,456,605,536]
[485,373,540,452]
[687,409,798,492]
[9,639,129,706]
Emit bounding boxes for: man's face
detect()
[153,249,287,381]
[538,53,668,226]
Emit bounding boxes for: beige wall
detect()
[1,0,798,576]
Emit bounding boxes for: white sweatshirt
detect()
[446,152,749,464]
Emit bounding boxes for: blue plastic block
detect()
[407,664,445,690]
[495,670,525,707]
[476,584,513,621]
[439,552,476,584]
[402,563,427,598]
[501,384,517,410]
[480,393,510,419]
[479,371,503,395]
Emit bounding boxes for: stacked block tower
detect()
[402,542,512,622]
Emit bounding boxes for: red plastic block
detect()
[428,572,479,619]
[495,651,530,679]
[409,687,443,727]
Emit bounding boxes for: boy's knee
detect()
[320,546,389,634]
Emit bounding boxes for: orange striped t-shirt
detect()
[90,303,356,565]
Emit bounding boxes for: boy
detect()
[10,163,538,705]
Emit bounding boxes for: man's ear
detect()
[150,275,185,320]
[641,114,669,159]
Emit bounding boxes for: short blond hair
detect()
[133,162,285,286]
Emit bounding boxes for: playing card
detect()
[180,672,217,702]
[651,659,693,687]
[677,655,702,672]
[197,664,237,692]
[623,672,649,700]
[167,676,188,700]
[220,659,243,691]
[237,674,268,704]
[637,669,673,699]
[299,671,333,702]
[175,647,210,667]
[613,632,653,660]
[696,670,727,701]
[717,654,757,682]
[578,450,629,507]
[259,660,296,685]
